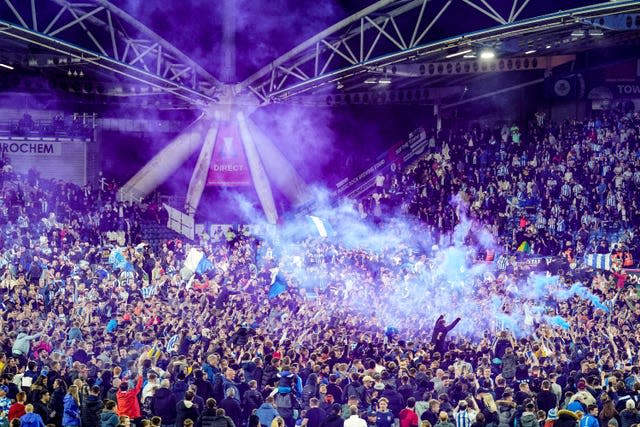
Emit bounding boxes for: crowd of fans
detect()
[359,110,640,263]
[0,110,639,427]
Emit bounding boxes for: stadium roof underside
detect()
[237,0,640,107]
[0,0,223,107]
[0,0,638,110]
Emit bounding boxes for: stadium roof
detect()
[0,0,638,110]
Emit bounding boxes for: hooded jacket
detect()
[520,411,538,427]
[152,386,177,424]
[256,403,280,427]
[81,394,104,427]
[100,410,119,427]
[176,399,201,427]
[19,412,45,427]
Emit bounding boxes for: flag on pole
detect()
[184,248,214,276]
[583,253,611,270]
[306,215,334,238]
[268,267,288,299]
[516,241,531,253]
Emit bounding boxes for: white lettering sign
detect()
[0,142,62,156]
[617,84,640,95]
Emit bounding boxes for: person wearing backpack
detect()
[275,390,300,427]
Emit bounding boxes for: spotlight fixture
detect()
[0,63,14,70]
[445,48,472,59]
[525,49,536,55]
[479,50,495,60]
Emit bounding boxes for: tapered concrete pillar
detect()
[184,121,220,215]
[246,116,311,207]
[237,111,278,224]
[118,114,209,202]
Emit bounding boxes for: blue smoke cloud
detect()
[226,186,591,340]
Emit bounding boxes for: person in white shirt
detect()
[344,405,367,427]
[454,401,477,427]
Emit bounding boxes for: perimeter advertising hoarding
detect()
[0,137,88,185]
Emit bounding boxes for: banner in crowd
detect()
[494,254,557,271]
[335,127,427,199]
[206,123,252,187]
[584,253,612,270]
[624,269,640,286]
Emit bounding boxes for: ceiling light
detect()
[463,53,477,58]
[67,69,72,76]
[571,29,585,37]
[445,48,472,59]
[589,29,604,36]
[525,49,536,55]
[479,50,495,60]
[378,77,392,84]
[0,63,14,70]
[364,78,377,84]
[545,44,552,49]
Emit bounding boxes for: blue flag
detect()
[306,215,334,237]
[268,268,288,299]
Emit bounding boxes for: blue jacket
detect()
[20,412,45,427]
[62,394,81,426]
[256,403,279,427]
